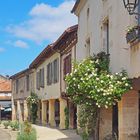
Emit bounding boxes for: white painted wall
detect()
[75,0,138,77]
[34,53,61,100]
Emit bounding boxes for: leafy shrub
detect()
[16,121,37,140]
[64,107,69,129]
[3,121,10,129]
[10,121,19,131]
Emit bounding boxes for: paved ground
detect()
[33,125,82,140]
[0,128,11,140]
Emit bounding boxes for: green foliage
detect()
[10,121,19,131]
[78,104,97,139]
[64,107,69,129]
[17,121,37,140]
[26,92,39,124]
[3,121,10,129]
[65,52,132,139]
[65,52,132,108]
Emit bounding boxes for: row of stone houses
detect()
[11,0,140,139]
[72,0,140,140]
[11,25,78,130]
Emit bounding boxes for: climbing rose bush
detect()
[65,52,132,108]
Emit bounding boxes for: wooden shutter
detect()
[26,75,29,91]
[64,54,71,76]
[47,64,49,85]
[54,58,59,83]
[47,63,52,85]
[40,68,44,88]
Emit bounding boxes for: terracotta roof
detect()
[71,0,80,13]
[29,25,78,68]
[29,44,54,68]
[0,78,11,92]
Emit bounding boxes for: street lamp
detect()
[123,0,139,15]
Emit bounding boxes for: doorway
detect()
[55,99,60,127]
[112,103,118,138]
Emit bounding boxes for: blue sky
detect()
[0,0,77,76]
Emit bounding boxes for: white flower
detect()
[73,77,76,80]
[103,93,106,96]
[101,80,104,83]
[97,89,100,92]
[98,105,101,108]
[110,75,113,79]
[130,87,133,89]
[107,75,110,77]
[122,77,127,80]
[105,105,108,109]
[125,83,128,86]
[85,73,88,76]
[74,69,77,73]
[95,59,99,64]
[96,78,99,81]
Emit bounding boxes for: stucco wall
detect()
[118,90,139,140]
[99,107,113,140]
[12,71,35,100]
[76,0,136,77]
[34,52,60,100]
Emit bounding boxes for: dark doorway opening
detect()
[46,101,49,124]
[55,99,60,127]
[112,103,118,138]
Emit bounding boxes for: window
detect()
[103,20,109,54]
[86,38,90,57]
[40,68,44,88]
[53,58,59,83]
[36,72,40,90]
[16,79,19,94]
[26,75,29,91]
[47,63,52,85]
[47,58,59,85]
[64,54,71,76]
[87,8,90,20]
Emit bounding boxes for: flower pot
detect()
[126,27,140,43]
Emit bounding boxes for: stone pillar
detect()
[24,100,28,121]
[49,99,56,127]
[17,100,23,122]
[59,98,67,129]
[118,90,139,140]
[99,107,112,140]
[42,101,47,126]
[12,97,16,121]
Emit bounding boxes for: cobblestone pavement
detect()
[0,128,11,140]
[33,125,82,140]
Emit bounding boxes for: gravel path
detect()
[0,128,11,140]
[33,125,82,140]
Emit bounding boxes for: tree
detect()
[65,52,132,140]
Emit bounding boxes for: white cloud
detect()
[6,0,77,44]
[0,48,5,52]
[14,40,29,48]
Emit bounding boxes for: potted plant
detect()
[126,25,140,43]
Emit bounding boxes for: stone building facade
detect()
[72,0,140,140]
[11,69,35,122]
[11,25,78,130]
